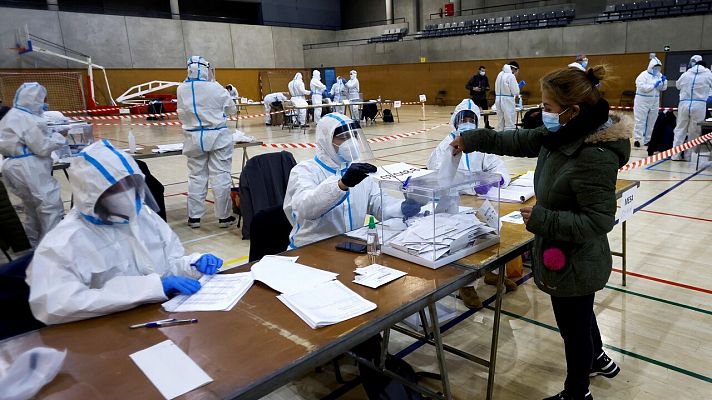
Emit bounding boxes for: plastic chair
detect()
[435,90,447,106]
[0,252,45,340]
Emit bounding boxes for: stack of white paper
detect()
[277,280,377,329]
[345,218,408,243]
[162,273,253,312]
[478,171,535,203]
[353,264,407,288]
[251,259,338,295]
[152,143,183,153]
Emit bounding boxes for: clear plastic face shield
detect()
[453,110,478,133]
[188,57,215,81]
[94,175,159,224]
[331,121,374,164]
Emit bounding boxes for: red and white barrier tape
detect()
[610,105,712,112]
[618,132,712,172]
[91,110,287,126]
[262,122,448,149]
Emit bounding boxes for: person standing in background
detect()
[633,57,667,148]
[330,76,347,114]
[346,70,361,120]
[466,66,493,129]
[494,61,524,131]
[310,70,327,123]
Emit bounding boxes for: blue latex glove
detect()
[474,176,505,195]
[401,198,422,218]
[161,276,201,296]
[518,80,526,89]
[193,253,223,275]
[707,96,712,103]
[654,80,662,88]
[661,74,667,82]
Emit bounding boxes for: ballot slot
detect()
[378,170,501,269]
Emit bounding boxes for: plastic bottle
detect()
[366,215,381,260]
[518,96,523,109]
[128,129,136,154]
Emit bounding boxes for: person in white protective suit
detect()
[310,70,327,123]
[494,61,523,131]
[177,56,237,229]
[633,57,667,147]
[345,70,361,120]
[226,83,238,101]
[26,140,224,325]
[568,54,588,72]
[330,76,347,114]
[0,82,66,247]
[672,56,712,161]
[427,98,515,309]
[283,113,420,248]
[263,92,289,125]
[288,72,311,127]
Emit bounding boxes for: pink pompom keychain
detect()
[543,247,566,271]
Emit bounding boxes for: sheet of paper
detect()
[353,264,407,288]
[130,340,213,400]
[480,186,535,203]
[478,199,500,230]
[501,210,525,224]
[438,152,462,181]
[251,259,338,295]
[162,273,253,312]
[261,255,299,263]
[372,162,434,182]
[619,186,637,222]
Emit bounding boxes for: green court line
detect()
[488,307,712,384]
[604,285,712,316]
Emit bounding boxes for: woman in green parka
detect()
[451,65,631,400]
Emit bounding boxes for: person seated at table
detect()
[427,98,517,309]
[284,112,420,248]
[26,140,223,325]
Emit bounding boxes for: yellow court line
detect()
[224,255,249,266]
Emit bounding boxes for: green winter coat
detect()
[461,114,631,297]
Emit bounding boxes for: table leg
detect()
[622,220,627,287]
[396,107,400,123]
[242,147,250,170]
[427,302,453,400]
[379,329,390,370]
[486,264,505,400]
[62,168,74,208]
[418,309,431,339]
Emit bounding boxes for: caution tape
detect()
[610,105,712,112]
[262,122,448,149]
[90,110,287,126]
[618,132,712,172]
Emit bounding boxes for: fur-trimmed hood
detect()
[584,112,632,168]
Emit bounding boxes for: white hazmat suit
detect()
[672,61,712,160]
[345,70,361,120]
[634,58,667,144]
[288,72,311,126]
[283,113,402,248]
[26,139,205,325]
[494,64,520,131]
[263,92,288,125]
[427,99,511,195]
[177,56,237,223]
[310,70,327,123]
[330,78,347,114]
[0,82,66,247]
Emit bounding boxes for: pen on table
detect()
[129,318,198,329]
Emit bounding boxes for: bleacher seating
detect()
[415,8,575,40]
[595,0,711,23]
[367,27,408,43]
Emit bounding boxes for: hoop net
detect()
[0,71,86,111]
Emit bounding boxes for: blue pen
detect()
[402,175,411,190]
[130,318,198,329]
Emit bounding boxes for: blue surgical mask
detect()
[457,122,477,133]
[580,60,588,69]
[651,67,661,76]
[41,103,49,111]
[542,109,568,132]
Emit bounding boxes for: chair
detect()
[0,252,45,340]
[620,90,636,107]
[239,151,297,239]
[248,206,293,262]
[435,90,447,106]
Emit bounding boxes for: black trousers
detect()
[471,96,490,127]
[550,294,604,396]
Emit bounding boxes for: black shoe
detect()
[218,216,237,228]
[634,141,641,148]
[485,125,495,130]
[543,390,593,400]
[590,351,620,378]
[644,142,650,147]
[188,218,201,228]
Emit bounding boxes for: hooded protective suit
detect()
[226,83,238,100]
[310,70,327,123]
[345,70,361,120]
[672,63,712,159]
[494,64,520,131]
[427,99,510,194]
[0,82,66,247]
[283,113,402,248]
[634,58,667,144]
[330,77,347,114]
[263,92,289,125]
[177,56,237,221]
[288,72,311,126]
[26,140,204,325]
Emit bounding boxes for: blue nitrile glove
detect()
[654,80,662,88]
[661,75,667,82]
[341,163,377,187]
[193,253,223,275]
[474,176,505,195]
[518,80,526,89]
[162,276,201,296]
[401,198,422,218]
[707,96,712,103]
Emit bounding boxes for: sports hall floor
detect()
[39,105,712,399]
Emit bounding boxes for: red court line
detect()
[638,209,712,223]
[612,268,712,295]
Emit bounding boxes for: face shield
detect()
[453,110,478,132]
[331,120,374,164]
[94,175,158,224]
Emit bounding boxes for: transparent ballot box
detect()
[50,121,94,157]
[378,171,501,269]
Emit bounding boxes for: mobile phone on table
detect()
[335,241,367,254]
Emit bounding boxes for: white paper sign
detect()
[419,94,427,102]
[372,162,434,182]
[478,199,499,230]
[342,99,350,105]
[619,187,637,222]
[119,108,131,115]
[394,100,402,108]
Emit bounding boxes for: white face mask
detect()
[479,70,485,76]
[101,188,138,221]
[336,138,361,163]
